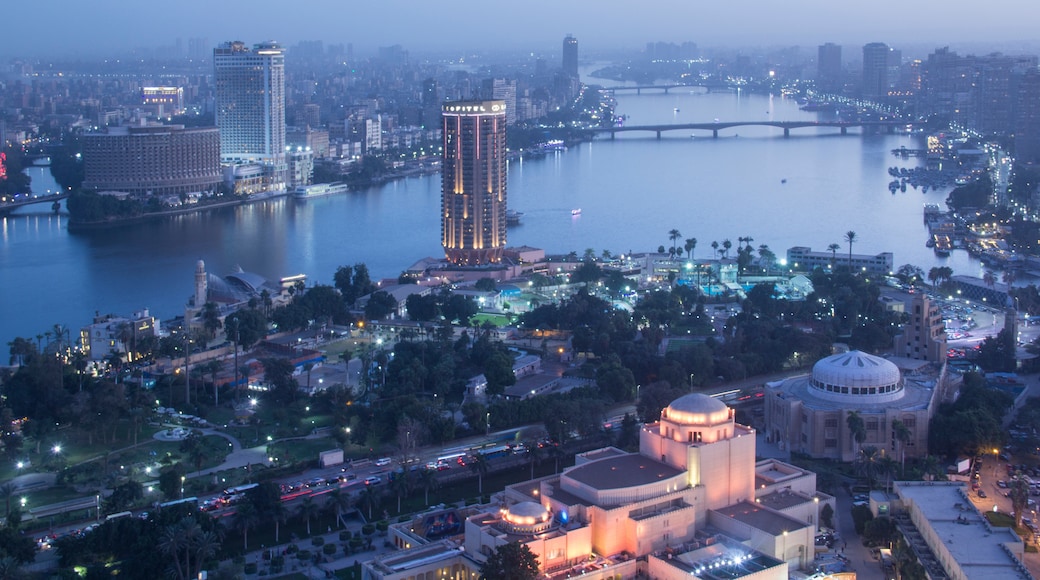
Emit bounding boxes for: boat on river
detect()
[293,182,349,199]
[571,208,582,216]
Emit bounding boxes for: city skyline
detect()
[3,0,1039,58]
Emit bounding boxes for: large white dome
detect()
[662,393,730,426]
[810,351,904,402]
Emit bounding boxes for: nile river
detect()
[0,90,982,348]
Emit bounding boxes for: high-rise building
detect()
[1015,68,1040,164]
[862,42,890,100]
[214,40,287,190]
[482,78,517,125]
[441,100,508,266]
[562,35,578,78]
[817,43,842,93]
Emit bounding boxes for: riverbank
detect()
[66,196,251,231]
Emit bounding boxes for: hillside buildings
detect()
[365,394,833,580]
[440,100,508,266]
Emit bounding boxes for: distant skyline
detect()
[4,0,1039,59]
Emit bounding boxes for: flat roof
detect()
[712,501,809,536]
[756,489,811,511]
[564,453,682,491]
[896,482,1030,580]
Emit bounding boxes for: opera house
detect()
[365,393,834,580]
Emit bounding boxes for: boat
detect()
[781,179,787,184]
[571,208,582,216]
[292,182,349,199]
[673,108,680,113]
[506,209,523,225]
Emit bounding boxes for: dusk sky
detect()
[5,0,1038,58]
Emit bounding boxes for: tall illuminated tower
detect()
[441,100,508,266]
[563,35,579,78]
[214,40,286,189]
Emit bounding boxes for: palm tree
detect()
[0,482,15,517]
[233,500,259,551]
[721,238,732,258]
[1003,268,1017,288]
[297,495,319,537]
[846,410,866,458]
[827,243,841,268]
[921,455,941,481]
[469,453,490,496]
[416,468,440,507]
[325,487,354,529]
[983,270,997,289]
[190,530,219,579]
[527,442,544,480]
[844,230,857,267]
[159,519,194,580]
[684,238,697,260]
[390,472,412,514]
[267,499,288,543]
[358,485,381,521]
[668,229,682,257]
[892,419,912,477]
[711,240,719,258]
[855,446,884,490]
[1011,473,1031,528]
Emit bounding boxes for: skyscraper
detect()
[862,42,890,100]
[562,35,578,78]
[817,43,842,93]
[441,100,508,266]
[214,40,286,188]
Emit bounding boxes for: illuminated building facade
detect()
[368,394,834,580]
[441,100,508,266]
[141,86,184,117]
[81,124,221,196]
[214,41,286,191]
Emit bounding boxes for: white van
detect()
[375,457,392,467]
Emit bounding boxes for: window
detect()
[824,438,837,448]
[825,419,838,428]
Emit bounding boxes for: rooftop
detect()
[712,501,809,537]
[563,453,682,491]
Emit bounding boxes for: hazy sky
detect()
[5,0,1038,58]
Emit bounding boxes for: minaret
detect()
[194,260,208,307]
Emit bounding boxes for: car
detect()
[375,457,392,467]
[978,490,987,498]
[307,477,326,487]
[998,480,1008,488]
[364,476,382,485]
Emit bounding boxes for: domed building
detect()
[764,349,944,462]
[367,392,835,580]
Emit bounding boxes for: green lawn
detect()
[469,313,513,327]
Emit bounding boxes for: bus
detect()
[436,452,467,465]
[159,497,198,510]
[478,445,512,459]
[105,511,133,521]
[222,483,258,504]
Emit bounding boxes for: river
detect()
[0,89,982,349]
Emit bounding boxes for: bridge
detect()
[592,119,911,139]
[0,192,69,215]
[602,82,735,94]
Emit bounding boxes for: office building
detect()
[862,42,890,100]
[214,40,287,190]
[817,43,842,93]
[1015,68,1040,164]
[441,100,508,266]
[482,78,517,125]
[81,124,222,196]
[785,246,893,276]
[893,293,947,363]
[563,35,579,78]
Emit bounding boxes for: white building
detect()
[214,40,287,191]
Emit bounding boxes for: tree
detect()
[416,468,440,507]
[326,487,354,529]
[827,243,841,267]
[1011,473,1031,528]
[846,410,866,457]
[223,308,267,349]
[684,238,697,260]
[233,500,259,551]
[365,291,398,320]
[668,229,682,258]
[892,419,912,477]
[358,485,381,520]
[201,302,222,340]
[469,453,490,496]
[855,446,885,490]
[389,471,412,514]
[844,230,857,267]
[479,542,540,580]
[297,496,319,537]
[721,238,732,258]
[475,278,497,292]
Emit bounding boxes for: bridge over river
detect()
[592,119,912,139]
[0,192,69,215]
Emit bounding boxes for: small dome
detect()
[812,351,900,389]
[663,393,730,426]
[507,501,549,520]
